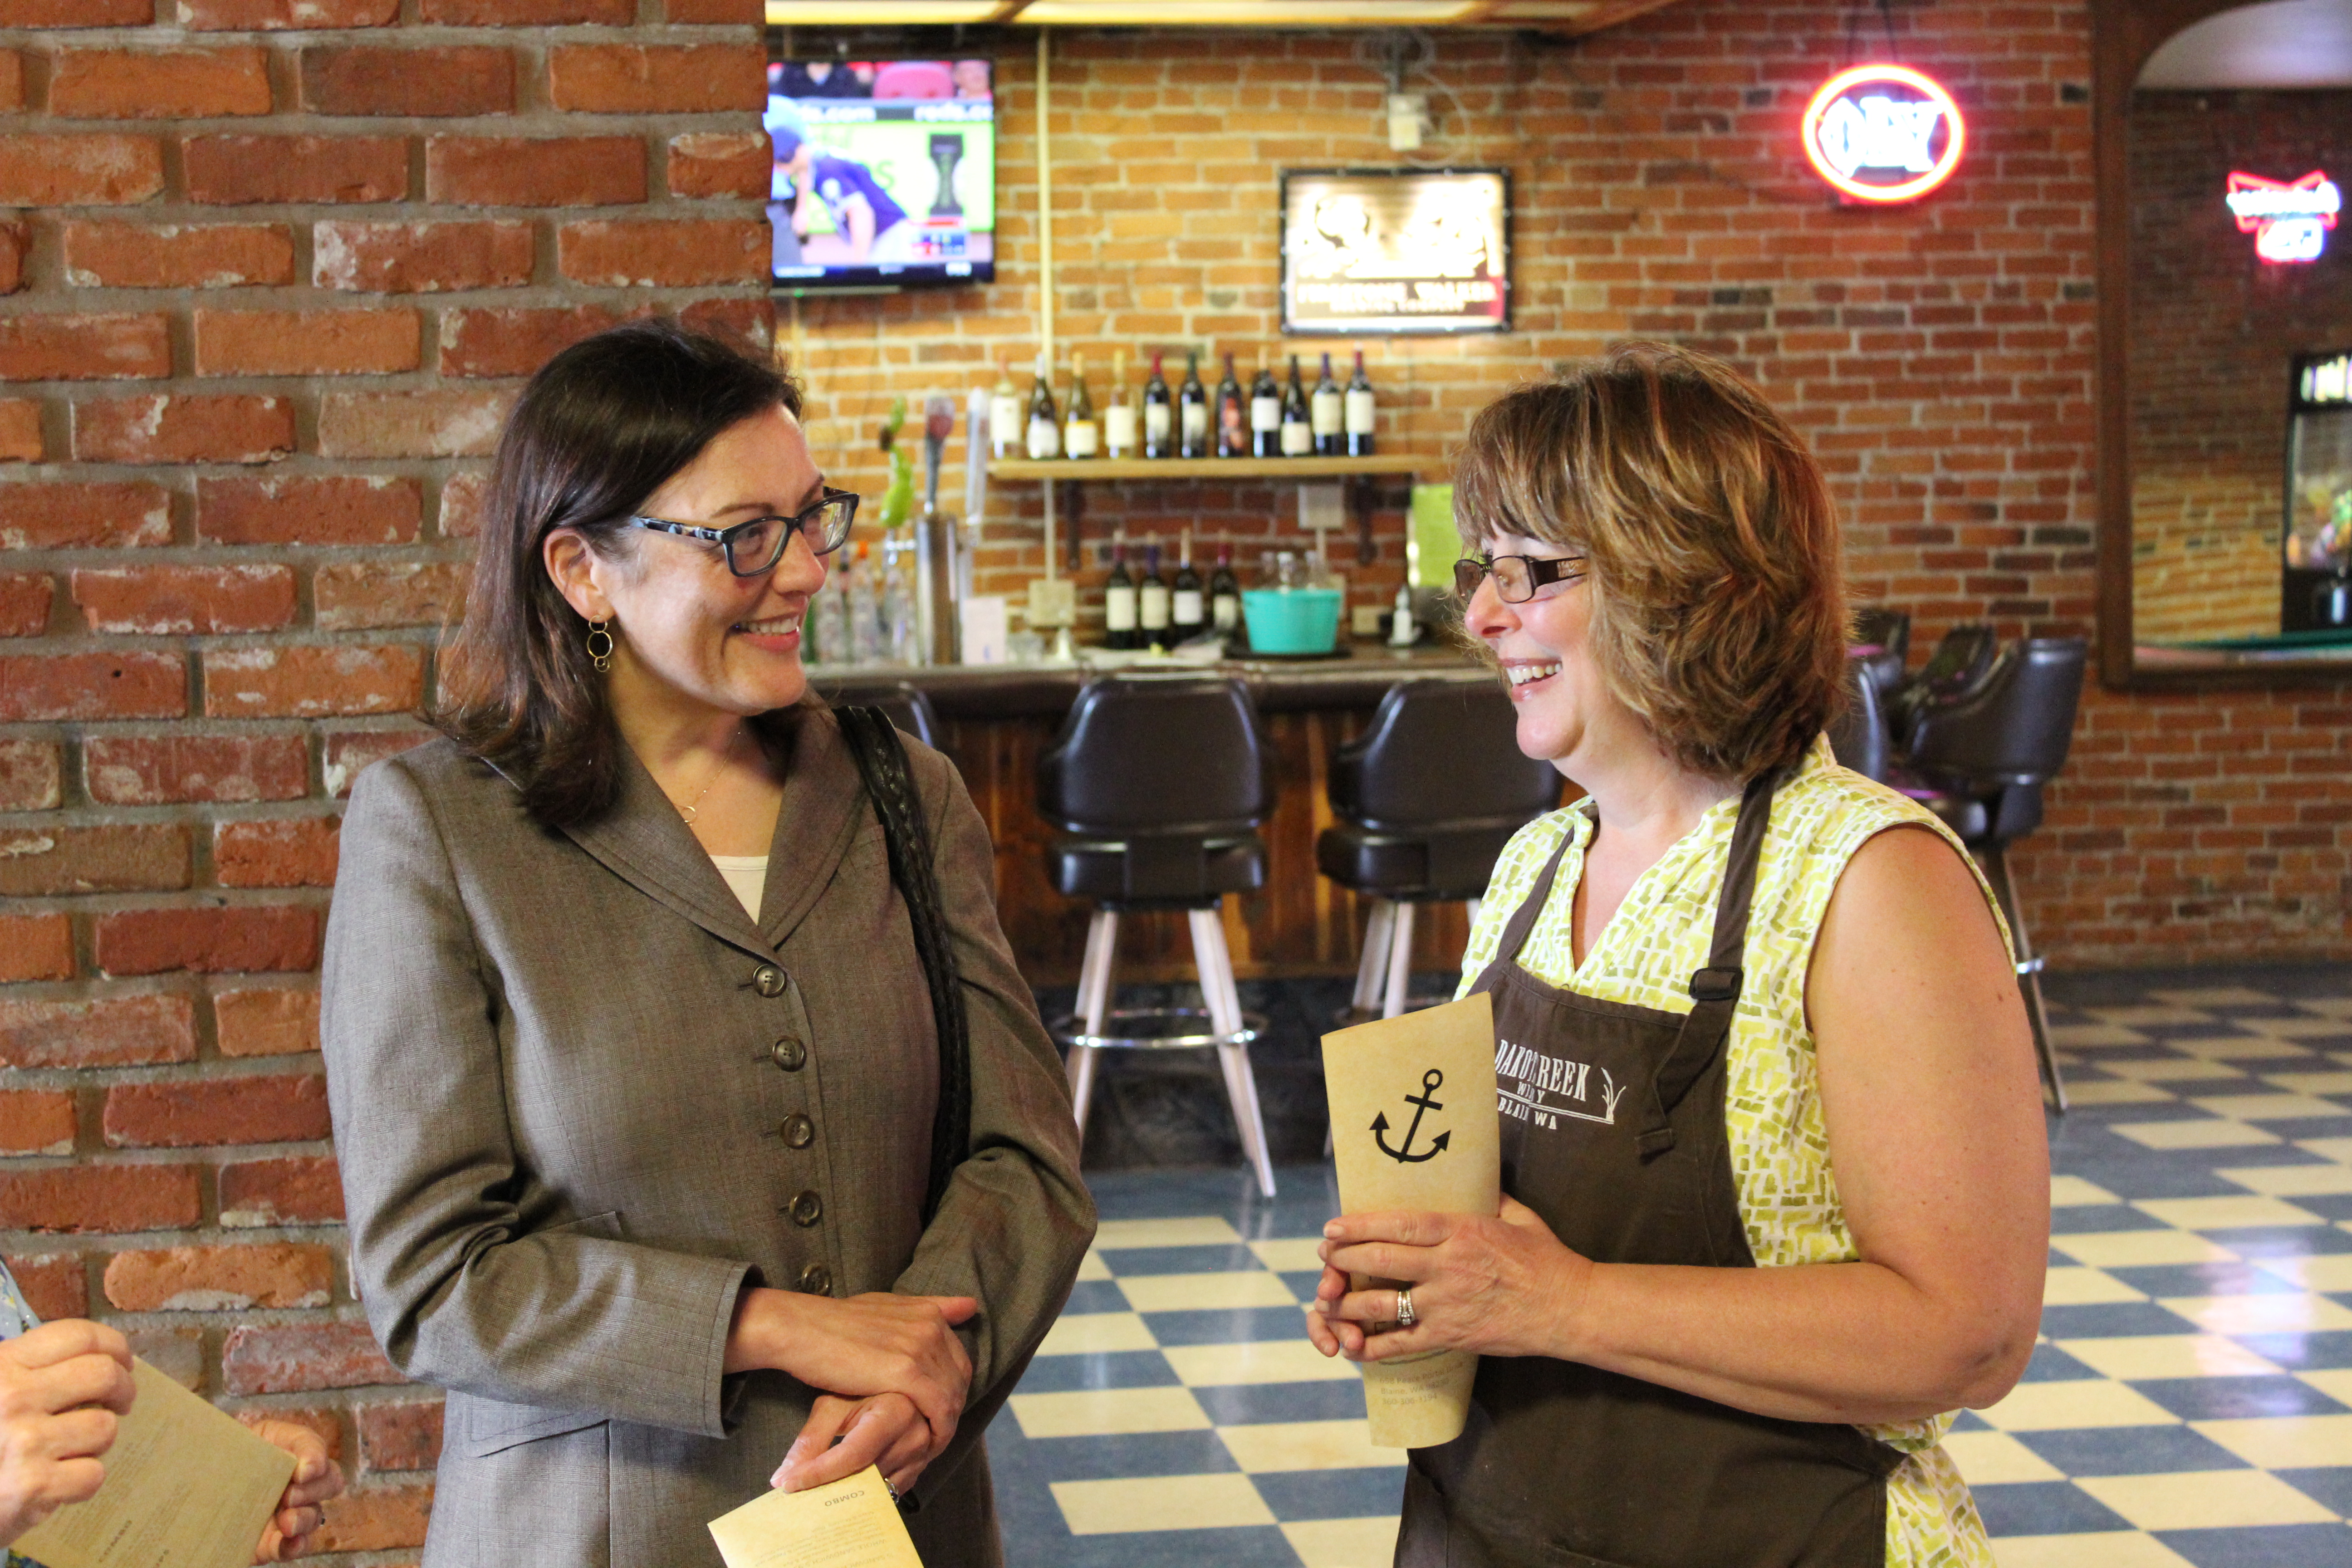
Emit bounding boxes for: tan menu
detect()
[13,1357,296,1568]
[707,1467,923,1568]
[1323,992,1500,1449]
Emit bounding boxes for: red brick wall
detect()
[0,0,764,1556]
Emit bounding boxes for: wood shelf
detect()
[988,455,1422,481]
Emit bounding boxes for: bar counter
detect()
[813,646,1521,987]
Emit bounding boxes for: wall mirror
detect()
[2094,0,2352,685]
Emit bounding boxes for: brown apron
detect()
[1398,770,1902,1568]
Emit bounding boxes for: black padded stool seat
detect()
[1318,680,1562,1023]
[1827,650,1891,784]
[1035,675,1279,1194]
[819,678,941,750]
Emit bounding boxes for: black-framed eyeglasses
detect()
[628,488,860,577]
[1454,552,1587,604]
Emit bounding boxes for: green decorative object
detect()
[1409,482,1457,591]
[877,397,916,531]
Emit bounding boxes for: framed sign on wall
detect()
[1280,167,1511,336]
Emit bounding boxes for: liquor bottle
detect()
[1063,351,1099,460]
[1178,351,1210,459]
[1105,350,1137,459]
[1311,351,1343,457]
[1345,348,1376,458]
[1139,540,1172,652]
[990,360,1024,460]
[1143,352,1174,459]
[1209,542,1242,634]
[848,540,881,663]
[1280,354,1313,456]
[1103,538,1139,651]
[812,554,848,663]
[1215,352,1248,458]
[1025,354,1060,461]
[1249,348,1281,458]
[880,534,915,664]
[1171,528,1205,643]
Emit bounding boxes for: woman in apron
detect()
[1307,345,2050,1568]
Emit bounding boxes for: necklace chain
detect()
[676,723,744,827]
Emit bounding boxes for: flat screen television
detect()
[1280,167,1511,336]
[766,57,996,292]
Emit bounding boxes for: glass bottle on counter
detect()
[880,534,915,664]
[1250,349,1281,458]
[1215,352,1248,458]
[1172,529,1205,643]
[1144,352,1175,459]
[1209,542,1242,635]
[812,553,849,663]
[1025,353,1060,461]
[990,360,1024,460]
[1103,539,1139,650]
[1180,351,1210,459]
[848,539,882,663]
[1280,354,1313,456]
[1063,352,1099,460]
[1139,540,1172,652]
[1311,352,1343,456]
[1346,348,1376,458]
[1105,351,1137,459]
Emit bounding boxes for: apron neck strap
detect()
[1486,815,1582,972]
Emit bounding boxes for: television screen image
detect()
[1281,167,1510,336]
[766,58,996,292]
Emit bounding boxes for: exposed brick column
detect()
[0,0,764,1553]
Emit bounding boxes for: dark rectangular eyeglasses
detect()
[1454,552,1587,604]
[628,487,860,577]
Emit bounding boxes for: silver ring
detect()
[1395,1288,1417,1329]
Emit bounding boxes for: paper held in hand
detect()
[1323,991,1500,1450]
[12,1357,296,1568]
[707,1466,923,1568]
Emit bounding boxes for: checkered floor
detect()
[989,969,2352,1568]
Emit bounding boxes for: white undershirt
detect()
[708,854,768,922]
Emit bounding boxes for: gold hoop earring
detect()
[586,620,614,673]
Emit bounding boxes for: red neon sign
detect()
[1801,64,1966,205]
[2226,171,2339,264]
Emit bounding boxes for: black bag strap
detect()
[835,705,971,1223]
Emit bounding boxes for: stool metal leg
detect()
[1191,905,1275,1198]
[1352,900,1395,1019]
[1068,909,1119,1134]
[1382,901,1417,1019]
[1982,846,2066,1114]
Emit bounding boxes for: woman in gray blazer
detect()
[322,321,1095,1568]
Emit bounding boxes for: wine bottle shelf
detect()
[987,455,1422,481]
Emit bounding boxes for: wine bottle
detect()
[1311,351,1343,457]
[1103,538,1139,651]
[1280,354,1313,456]
[1179,351,1210,459]
[1026,354,1060,461]
[1063,351,1099,460]
[1105,350,1137,459]
[1172,528,1205,643]
[1143,352,1174,459]
[1215,352,1248,459]
[1209,542,1242,634]
[1345,348,1376,458]
[1250,348,1281,458]
[1140,540,1172,652]
[990,359,1024,460]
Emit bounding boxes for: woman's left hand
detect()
[1308,1196,1596,1363]
[774,1392,936,1497]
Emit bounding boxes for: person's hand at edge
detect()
[247,1420,344,1563]
[0,1320,136,1547]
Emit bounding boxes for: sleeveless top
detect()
[1455,736,2009,1568]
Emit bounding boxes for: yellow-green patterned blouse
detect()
[1455,735,2008,1568]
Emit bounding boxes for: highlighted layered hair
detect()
[1454,343,1848,783]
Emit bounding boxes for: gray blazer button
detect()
[797,1262,833,1294]
[781,1113,815,1148]
[788,1190,823,1227]
[753,965,787,998]
[770,1036,807,1071]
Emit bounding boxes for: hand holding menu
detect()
[1323,992,1500,1449]
[707,1467,923,1568]
[12,1358,296,1568]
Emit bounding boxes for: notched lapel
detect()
[759,707,867,949]
[560,740,777,955]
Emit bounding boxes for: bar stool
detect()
[1896,637,2088,1112]
[1318,680,1563,1021]
[1037,675,1278,1196]
[1888,622,1998,757]
[818,677,941,748]
[1852,605,1911,711]
[1828,651,1891,784]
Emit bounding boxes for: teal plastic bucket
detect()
[1241,588,1343,655]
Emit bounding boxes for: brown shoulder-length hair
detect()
[434,319,804,828]
[1454,343,1848,783]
